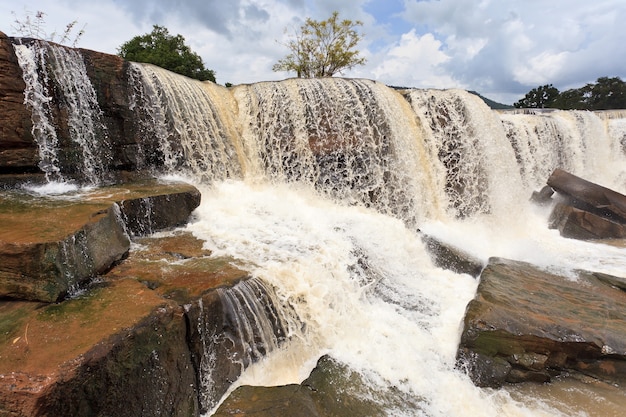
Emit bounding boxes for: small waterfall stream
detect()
[13,40,111,185]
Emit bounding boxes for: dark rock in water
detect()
[549,201,626,240]
[420,233,484,277]
[547,168,626,225]
[213,355,425,417]
[530,185,554,206]
[535,169,626,240]
[212,384,320,417]
[115,183,202,236]
[457,257,626,388]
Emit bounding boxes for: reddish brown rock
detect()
[0,181,201,302]
[0,31,36,174]
[0,279,198,417]
[457,257,626,388]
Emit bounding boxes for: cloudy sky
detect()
[1,0,624,104]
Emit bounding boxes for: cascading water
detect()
[233,78,441,225]
[13,40,111,186]
[129,63,243,183]
[13,43,62,182]
[176,79,625,416]
[14,51,626,415]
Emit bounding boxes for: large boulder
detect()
[0,279,198,417]
[0,198,130,302]
[457,257,626,388]
[546,169,626,239]
[106,231,297,414]
[213,355,423,417]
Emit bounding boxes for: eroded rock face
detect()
[0,228,293,417]
[457,257,626,387]
[0,31,36,175]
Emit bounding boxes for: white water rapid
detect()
[176,80,625,416]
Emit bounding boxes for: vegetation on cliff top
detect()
[117,25,216,83]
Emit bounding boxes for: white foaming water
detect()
[22,180,82,196]
[188,180,625,417]
[130,63,243,182]
[170,80,625,416]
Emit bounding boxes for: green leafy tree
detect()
[517,77,626,110]
[273,11,366,78]
[513,84,560,108]
[118,25,216,82]
[586,76,626,110]
[11,10,85,46]
[551,88,586,110]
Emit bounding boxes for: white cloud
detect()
[369,30,458,89]
[1,0,625,104]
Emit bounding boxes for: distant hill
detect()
[388,85,513,110]
[468,91,514,109]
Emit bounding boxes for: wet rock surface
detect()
[213,355,423,417]
[457,257,626,388]
[0,180,201,302]
[420,232,484,277]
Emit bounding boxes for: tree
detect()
[513,84,559,108]
[516,77,626,110]
[587,77,626,110]
[118,25,216,82]
[273,11,366,78]
[11,10,85,46]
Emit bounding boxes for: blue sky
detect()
[1,0,624,104]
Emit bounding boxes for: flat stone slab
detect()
[0,278,198,417]
[0,180,201,302]
[457,257,626,387]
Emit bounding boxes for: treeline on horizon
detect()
[514,76,626,110]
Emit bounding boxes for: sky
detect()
[1,0,624,105]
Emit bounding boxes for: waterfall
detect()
[12,49,626,416]
[129,63,243,182]
[13,40,111,185]
[13,43,62,182]
[191,277,301,412]
[233,78,441,225]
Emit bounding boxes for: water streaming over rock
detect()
[118,69,626,415]
[13,40,111,185]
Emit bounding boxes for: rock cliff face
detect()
[0,32,34,176]
[0,31,158,185]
